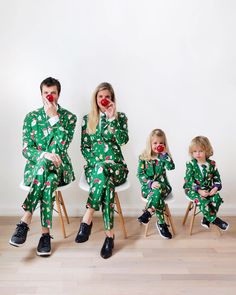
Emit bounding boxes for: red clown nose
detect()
[156,145,164,153]
[46,94,54,102]
[101,98,109,107]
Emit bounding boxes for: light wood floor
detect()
[1,216,236,295]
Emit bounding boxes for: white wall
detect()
[0,0,236,217]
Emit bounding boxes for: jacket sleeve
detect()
[80,116,96,166]
[211,161,222,191]
[48,112,77,152]
[160,153,175,170]
[102,112,129,146]
[22,113,44,163]
[137,159,153,188]
[183,161,199,194]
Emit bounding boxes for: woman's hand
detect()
[105,101,116,119]
[44,152,62,168]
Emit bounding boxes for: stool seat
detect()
[79,172,130,192]
[79,171,129,238]
[19,181,71,238]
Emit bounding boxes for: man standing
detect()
[9,77,77,256]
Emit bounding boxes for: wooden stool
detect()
[182,197,222,236]
[79,171,129,239]
[140,192,176,237]
[20,182,71,238]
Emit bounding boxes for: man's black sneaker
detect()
[9,221,29,247]
[137,210,152,224]
[37,233,53,256]
[100,236,114,259]
[75,222,93,243]
[201,217,210,229]
[156,222,172,239]
[212,217,229,231]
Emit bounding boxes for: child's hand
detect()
[151,181,160,189]
[197,189,209,197]
[209,187,218,196]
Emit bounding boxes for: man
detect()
[9,77,77,256]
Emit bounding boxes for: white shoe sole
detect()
[201,221,210,229]
[218,224,229,231]
[36,250,51,256]
[9,239,23,247]
[156,223,172,239]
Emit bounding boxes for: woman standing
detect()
[75,82,129,259]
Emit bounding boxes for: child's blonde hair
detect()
[87,82,117,134]
[139,129,171,161]
[189,136,213,159]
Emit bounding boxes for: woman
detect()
[75,82,129,259]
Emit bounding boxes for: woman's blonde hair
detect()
[87,82,117,134]
[189,136,213,159]
[139,129,171,161]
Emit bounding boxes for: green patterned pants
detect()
[85,162,128,230]
[22,158,62,228]
[187,190,223,222]
[143,187,169,224]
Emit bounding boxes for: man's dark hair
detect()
[40,77,61,95]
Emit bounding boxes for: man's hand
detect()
[44,98,58,118]
[44,152,62,168]
[151,181,160,189]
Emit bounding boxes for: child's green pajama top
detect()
[137,153,175,224]
[22,105,77,228]
[81,112,129,230]
[183,158,223,222]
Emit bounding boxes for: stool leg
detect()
[55,191,66,238]
[189,202,196,235]
[144,222,149,237]
[114,193,128,239]
[58,191,70,224]
[165,204,176,236]
[183,201,193,225]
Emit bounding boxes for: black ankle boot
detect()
[100,236,114,259]
[75,222,93,243]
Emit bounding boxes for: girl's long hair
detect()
[139,129,171,160]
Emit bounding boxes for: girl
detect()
[137,129,175,239]
[75,82,129,259]
[183,136,229,230]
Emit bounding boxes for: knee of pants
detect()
[93,163,108,178]
[212,193,223,203]
[35,158,55,177]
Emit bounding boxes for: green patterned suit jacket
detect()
[22,105,77,185]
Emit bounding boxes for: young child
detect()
[137,129,175,239]
[183,136,229,230]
